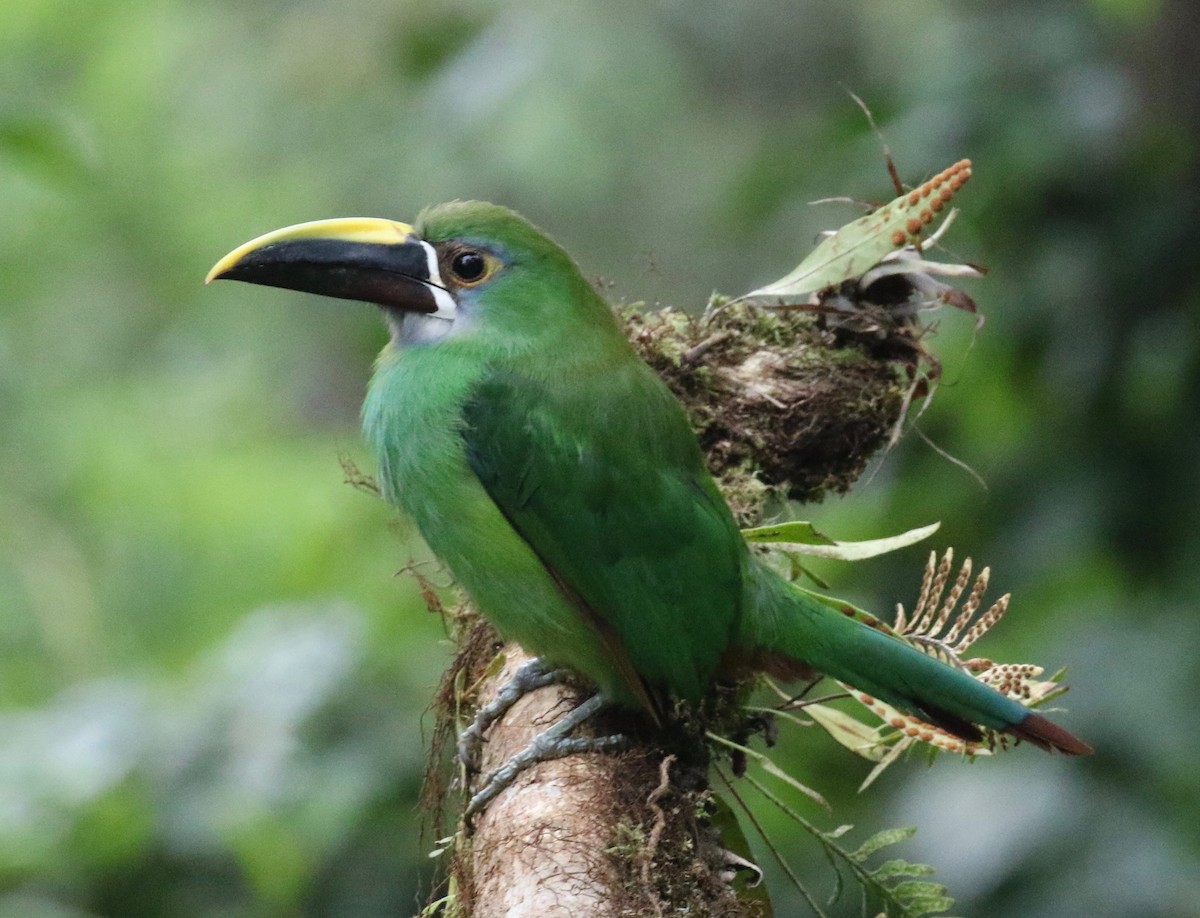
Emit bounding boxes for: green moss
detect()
[622,298,907,523]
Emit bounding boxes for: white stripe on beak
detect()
[420,240,457,320]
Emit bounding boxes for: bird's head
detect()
[207,201,614,350]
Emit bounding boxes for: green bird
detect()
[208,201,1091,759]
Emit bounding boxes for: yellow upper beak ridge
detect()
[205,217,418,284]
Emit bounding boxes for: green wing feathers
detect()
[461,356,745,703]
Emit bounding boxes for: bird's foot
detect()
[464,693,629,825]
[457,657,572,772]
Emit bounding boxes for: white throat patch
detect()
[391,311,456,344]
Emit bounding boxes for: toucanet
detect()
[208,201,1091,757]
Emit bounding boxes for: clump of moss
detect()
[621,299,906,523]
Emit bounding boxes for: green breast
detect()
[363,344,648,704]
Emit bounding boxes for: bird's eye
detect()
[449,250,488,284]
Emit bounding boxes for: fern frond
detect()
[799,548,1075,765]
[743,774,956,918]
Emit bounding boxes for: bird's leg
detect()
[457,657,571,771]
[464,693,629,824]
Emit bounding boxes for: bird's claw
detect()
[456,657,569,771]
[463,693,628,826]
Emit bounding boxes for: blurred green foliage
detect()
[1,0,1197,915]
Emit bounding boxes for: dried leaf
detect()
[806,703,889,761]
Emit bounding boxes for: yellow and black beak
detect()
[206,218,456,319]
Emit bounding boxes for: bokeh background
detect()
[3,1,1197,915]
